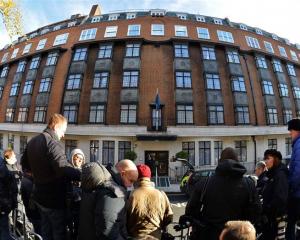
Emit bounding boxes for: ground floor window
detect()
[103,141,115,165]
[214,141,223,164]
[90,140,99,162]
[199,141,211,165]
[65,140,78,159]
[20,136,27,154]
[286,137,292,156]
[235,140,247,162]
[118,141,131,161]
[268,139,277,150]
[182,142,195,165]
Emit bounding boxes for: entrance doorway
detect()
[144,151,169,176]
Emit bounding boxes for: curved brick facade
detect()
[0,6,297,174]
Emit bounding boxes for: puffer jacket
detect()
[186,159,261,240]
[78,162,127,240]
[289,135,300,198]
[127,178,173,239]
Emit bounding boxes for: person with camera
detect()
[185,147,261,240]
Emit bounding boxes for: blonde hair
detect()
[221,221,256,240]
[4,148,14,159]
[47,113,67,130]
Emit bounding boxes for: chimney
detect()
[89,4,101,17]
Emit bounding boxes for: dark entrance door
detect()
[145,151,169,176]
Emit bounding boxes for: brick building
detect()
[0,5,299,177]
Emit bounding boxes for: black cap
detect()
[288,119,300,131]
[264,149,282,160]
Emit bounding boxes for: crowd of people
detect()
[0,113,300,240]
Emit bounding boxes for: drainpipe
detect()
[251,135,257,169]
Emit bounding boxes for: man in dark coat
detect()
[78,159,138,240]
[185,147,261,240]
[0,158,18,240]
[21,113,81,240]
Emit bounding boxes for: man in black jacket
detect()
[185,147,261,240]
[21,113,81,240]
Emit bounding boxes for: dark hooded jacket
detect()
[78,162,128,240]
[186,159,261,240]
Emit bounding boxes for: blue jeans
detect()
[37,204,66,240]
[0,213,13,240]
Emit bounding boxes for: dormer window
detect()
[196,15,205,22]
[91,16,101,23]
[108,14,119,21]
[40,28,50,35]
[284,38,291,45]
[177,14,187,20]
[272,34,278,41]
[53,25,61,31]
[126,13,136,19]
[255,29,263,35]
[240,24,247,31]
[150,9,166,17]
[68,21,76,27]
[29,32,38,39]
[213,18,223,25]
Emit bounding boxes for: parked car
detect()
[185,169,215,196]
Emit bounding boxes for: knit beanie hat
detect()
[288,119,300,131]
[137,164,151,178]
[220,147,238,162]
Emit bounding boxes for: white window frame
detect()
[127,24,141,36]
[177,14,187,20]
[290,50,298,61]
[11,48,19,59]
[264,41,274,53]
[197,27,210,39]
[213,18,223,25]
[255,28,263,35]
[272,34,278,40]
[196,15,205,22]
[245,36,260,49]
[217,30,234,43]
[91,16,101,23]
[36,39,47,50]
[151,24,164,36]
[175,25,188,37]
[79,28,97,41]
[108,14,119,21]
[278,46,287,57]
[53,33,69,46]
[240,24,247,30]
[104,26,118,38]
[22,43,32,54]
[126,13,136,19]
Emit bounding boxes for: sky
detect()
[0,0,299,49]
